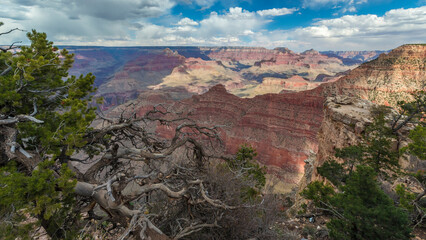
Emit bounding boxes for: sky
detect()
[0,0,425,51]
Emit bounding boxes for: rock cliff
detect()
[124,84,324,191]
[298,95,424,193]
[109,44,424,192]
[321,44,426,106]
[66,46,367,104]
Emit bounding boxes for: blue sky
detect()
[0,0,425,51]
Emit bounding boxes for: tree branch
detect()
[173,220,220,240]
[0,114,44,125]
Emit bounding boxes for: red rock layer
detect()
[114,45,424,187]
[206,47,344,68]
[133,84,324,185]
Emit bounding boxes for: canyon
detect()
[66,46,381,109]
[73,44,423,192]
[109,44,424,192]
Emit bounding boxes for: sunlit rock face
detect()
[320,44,426,106]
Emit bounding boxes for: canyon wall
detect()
[105,44,424,192]
[66,46,384,110]
[321,44,426,106]
[100,44,424,192]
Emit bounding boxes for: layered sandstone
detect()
[149,46,355,97]
[109,44,424,193]
[321,44,426,106]
[125,84,324,192]
[203,47,278,64]
[67,46,387,104]
[234,76,321,97]
[148,57,252,94]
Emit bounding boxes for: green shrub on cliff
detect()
[301,98,426,239]
[227,144,266,201]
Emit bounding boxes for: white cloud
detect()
[176,17,199,26]
[343,6,357,13]
[0,0,175,44]
[197,8,264,40]
[269,6,426,51]
[1,2,424,52]
[303,0,369,7]
[130,7,270,46]
[256,7,298,17]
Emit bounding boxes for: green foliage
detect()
[228,144,266,200]
[396,90,425,122]
[361,108,399,176]
[0,161,79,239]
[317,159,346,187]
[301,181,335,206]
[0,27,96,238]
[405,124,426,160]
[304,166,412,240]
[328,166,411,240]
[0,30,96,158]
[395,184,417,211]
[334,145,363,167]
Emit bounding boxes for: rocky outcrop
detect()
[204,47,278,64]
[238,49,353,86]
[148,57,250,95]
[311,96,375,183]
[321,44,426,106]
[299,95,424,190]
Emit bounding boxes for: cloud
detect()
[1,2,424,52]
[69,0,175,20]
[176,18,199,26]
[129,7,266,46]
[256,8,298,17]
[197,8,263,41]
[0,0,175,44]
[269,6,426,50]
